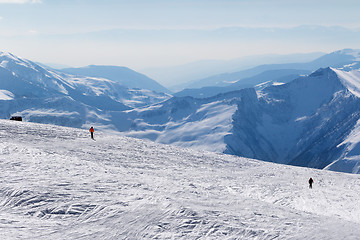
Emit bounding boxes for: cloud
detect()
[0,0,42,3]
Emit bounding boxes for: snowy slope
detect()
[0,90,14,100]
[1,119,360,239]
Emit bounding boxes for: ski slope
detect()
[1,119,360,239]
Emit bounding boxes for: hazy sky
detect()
[0,0,359,69]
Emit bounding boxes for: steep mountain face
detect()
[115,90,255,152]
[61,65,171,94]
[120,67,360,173]
[225,68,360,169]
[0,52,170,128]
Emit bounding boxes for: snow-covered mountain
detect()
[61,65,171,94]
[0,52,170,129]
[118,66,360,174]
[3,50,360,174]
[226,68,360,171]
[117,90,249,152]
[176,49,360,94]
[1,119,360,239]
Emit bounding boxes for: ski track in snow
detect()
[0,120,360,239]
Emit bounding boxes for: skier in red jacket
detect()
[89,127,94,139]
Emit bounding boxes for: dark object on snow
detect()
[308,178,314,189]
[89,127,94,139]
[10,116,22,121]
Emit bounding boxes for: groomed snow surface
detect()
[1,120,360,239]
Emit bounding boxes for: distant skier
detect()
[308,177,314,189]
[89,127,94,139]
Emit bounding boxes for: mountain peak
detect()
[308,67,333,77]
[0,51,25,62]
[0,51,39,71]
[0,51,15,58]
[334,48,360,58]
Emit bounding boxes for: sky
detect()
[0,0,359,70]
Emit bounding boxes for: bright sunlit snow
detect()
[1,120,360,239]
[0,90,14,100]
[333,68,360,98]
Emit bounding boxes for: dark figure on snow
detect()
[308,177,314,189]
[89,127,94,139]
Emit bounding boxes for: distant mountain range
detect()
[174,69,310,98]
[174,49,360,98]
[61,65,171,94]
[142,52,325,90]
